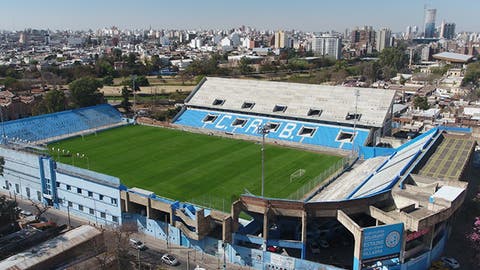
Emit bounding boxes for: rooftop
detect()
[186,77,396,128]
[432,52,473,63]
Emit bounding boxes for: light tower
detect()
[257,124,271,197]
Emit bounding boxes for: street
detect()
[3,191,248,270]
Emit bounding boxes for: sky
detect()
[0,0,478,33]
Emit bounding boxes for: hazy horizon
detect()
[1,0,479,33]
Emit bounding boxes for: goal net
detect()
[290,169,306,182]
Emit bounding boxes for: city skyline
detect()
[0,0,479,33]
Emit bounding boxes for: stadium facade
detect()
[0,78,476,270]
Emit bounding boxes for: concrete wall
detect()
[0,147,44,202]
[0,146,122,226]
[56,168,122,226]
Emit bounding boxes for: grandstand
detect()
[0,104,124,143]
[0,76,475,270]
[174,77,396,151]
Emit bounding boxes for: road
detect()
[3,191,249,270]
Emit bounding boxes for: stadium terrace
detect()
[0,77,476,270]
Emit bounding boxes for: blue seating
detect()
[174,108,370,150]
[0,104,122,142]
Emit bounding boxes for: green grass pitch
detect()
[48,125,342,210]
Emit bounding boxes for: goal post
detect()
[290,169,306,182]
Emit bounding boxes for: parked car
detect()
[129,238,146,250]
[161,254,179,266]
[20,210,33,217]
[440,257,460,269]
[266,245,282,253]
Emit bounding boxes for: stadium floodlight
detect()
[352,89,360,155]
[257,123,271,198]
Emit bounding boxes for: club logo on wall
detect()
[385,230,401,248]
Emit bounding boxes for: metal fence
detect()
[189,194,237,213]
[287,154,357,201]
[188,154,358,211]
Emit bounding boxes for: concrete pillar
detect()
[262,207,269,250]
[352,231,363,270]
[223,216,233,243]
[231,200,242,232]
[301,211,307,259]
[400,230,408,263]
[425,226,435,250]
[123,192,131,212]
[146,198,152,219]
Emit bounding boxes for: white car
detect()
[161,254,179,266]
[129,238,146,250]
[20,210,33,217]
[440,257,460,269]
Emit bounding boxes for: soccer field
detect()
[48,125,342,210]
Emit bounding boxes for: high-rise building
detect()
[274,31,289,49]
[440,21,456,39]
[424,8,437,38]
[312,35,342,60]
[376,28,392,52]
[405,26,412,39]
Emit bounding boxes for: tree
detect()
[102,75,114,86]
[69,77,104,108]
[43,89,66,113]
[462,62,480,87]
[379,47,409,79]
[413,96,429,110]
[360,62,381,83]
[238,57,253,75]
[29,198,50,222]
[0,195,19,227]
[120,86,132,112]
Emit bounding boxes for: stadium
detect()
[0,77,476,270]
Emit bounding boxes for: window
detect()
[232,118,248,127]
[37,191,41,201]
[4,180,9,190]
[15,184,19,193]
[336,131,355,142]
[112,216,118,223]
[66,185,71,191]
[77,188,82,194]
[298,127,316,137]
[100,212,106,219]
[308,108,323,117]
[99,194,104,201]
[68,201,73,207]
[273,105,287,112]
[26,187,30,198]
[78,204,84,211]
[89,208,94,215]
[88,191,93,197]
[345,113,361,120]
[212,99,225,106]
[56,182,60,188]
[265,122,280,132]
[111,198,117,205]
[202,114,218,123]
[241,102,255,109]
